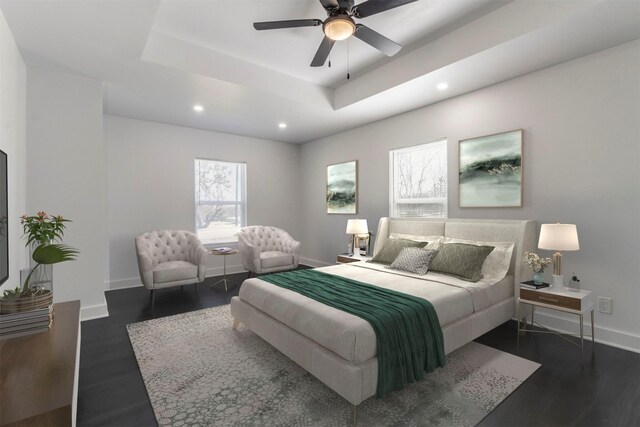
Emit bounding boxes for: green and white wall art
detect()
[326,160,358,214]
[459,130,523,207]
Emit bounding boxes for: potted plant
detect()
[523,252,552,285]
[0,212,78,314]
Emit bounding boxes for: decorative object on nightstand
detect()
[346,219,368,256]
[522,252,552,285]
[568,273,581,292]
[520,280,549,290]
[538,223,579,289]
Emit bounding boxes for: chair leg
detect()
[247,271,252,279]
[180,285,184,292]
[194,283,200,298]
[150,289,155,308]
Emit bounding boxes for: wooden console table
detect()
[1,300,81,426]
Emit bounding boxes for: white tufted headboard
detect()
[373,217,536,297]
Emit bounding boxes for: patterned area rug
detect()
[127,306,540,426]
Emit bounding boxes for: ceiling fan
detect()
[253,0,418,67]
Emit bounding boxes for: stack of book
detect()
[520,280,550,290]
[0,304,53,340]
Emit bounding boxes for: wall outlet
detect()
[598,297,612,314]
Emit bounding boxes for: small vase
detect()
[533,271,544,285]
[27,241,53,293]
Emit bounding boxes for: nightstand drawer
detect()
[520,288,581,310]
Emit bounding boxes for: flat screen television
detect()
[0,149,7,285]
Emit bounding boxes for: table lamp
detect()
[538,223,579,289]
[346,219,368,256]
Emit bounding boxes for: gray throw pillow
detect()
[369,238,428,265]
[388,247,439,275]
[429,243,494,282]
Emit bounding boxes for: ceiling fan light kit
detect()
[253,0,417,67]
[323,15,356,41]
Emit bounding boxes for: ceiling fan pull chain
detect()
[347,39,350,80]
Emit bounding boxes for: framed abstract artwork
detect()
[326,160,358,214]
[459,130,523,208]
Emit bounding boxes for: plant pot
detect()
[28,242,53,293]
[533,271,544,285]
[0,289,52,314]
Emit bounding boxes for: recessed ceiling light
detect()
[193,105,204,112]
[278,123,287,129]
[437,82,449,91]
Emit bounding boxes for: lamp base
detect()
[552,274,564,289]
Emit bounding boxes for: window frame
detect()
[389,139,448,218]
[194,158,247,246]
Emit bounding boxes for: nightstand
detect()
[517,286,594,354]
[337,254,371,264]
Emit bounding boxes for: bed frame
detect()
[230,218,535,407]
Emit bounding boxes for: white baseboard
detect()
[107,264,247,291]
[108,277,143,290]
[529,310,640,354]
[80,301,109,321]
[299,257,331,268]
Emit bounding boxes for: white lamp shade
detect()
[538,224,580,251]
[346,219,368,235]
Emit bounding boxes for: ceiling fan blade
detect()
[353,0,418,18]
[354,24,402,56]
[338,0,355,11]
[318,0,339,10]
[311,36,336,67]
[253,19,322,31]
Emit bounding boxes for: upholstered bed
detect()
[230,217,535,406]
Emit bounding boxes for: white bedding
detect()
[237,262,513,364]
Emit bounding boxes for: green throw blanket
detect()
[259,269,445,398]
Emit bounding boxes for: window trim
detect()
[194,158,247,246]
[389,139,448,218]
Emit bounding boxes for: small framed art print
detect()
[326,160,358,214]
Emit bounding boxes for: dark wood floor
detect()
[78,269,640,427]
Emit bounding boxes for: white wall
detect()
[105,115,302,289]
[300,40,640,351]
[0,9,27,292]
[26,67,108,320]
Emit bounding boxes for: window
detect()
[195,158,246,245]
[389,139,447,218]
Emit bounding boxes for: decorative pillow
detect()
[389,234,444,250]
[444,238,515,282]
[387,247,439,275]
[429,243,495,282]
[370,238,427,265]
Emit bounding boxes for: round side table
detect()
[209,248,239,291]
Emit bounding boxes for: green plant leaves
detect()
[32,243,79,265]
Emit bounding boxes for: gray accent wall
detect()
[26,67,108,320]
[299,40,640,351]
[105,115,302,290]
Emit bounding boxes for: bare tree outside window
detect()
[390,140,447,218]
[195,159,246,244]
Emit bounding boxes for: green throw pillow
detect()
[429,243,494,282]
[370,238,427,265]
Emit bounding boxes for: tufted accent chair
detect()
[135,230,209,305]
[238,226,301,275]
